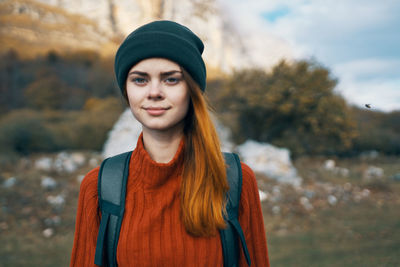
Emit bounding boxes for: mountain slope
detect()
[0,0,292,71]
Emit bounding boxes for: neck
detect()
[142,127,184,163]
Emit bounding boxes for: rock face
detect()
[31,0,257,70]
[1,0,291,71]
[0,0,112,54]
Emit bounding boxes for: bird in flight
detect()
[365,104,371,108]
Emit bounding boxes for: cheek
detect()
[126,87,141,107]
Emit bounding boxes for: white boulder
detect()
[41,176,57,190]
[35,157,53,172]
[3,177,17,188]
[236,140,302,187]
[102,109,142,158]
[363,166,384,181]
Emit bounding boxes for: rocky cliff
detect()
[1,0,291,71]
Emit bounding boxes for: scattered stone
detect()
[71,152,86,166]
[361,189,370,198]
[237,140,302,186]
[363,166,384,182]
[304,189,316,199]
[352,187,370,202]
[35,152,87,173]
[327,195,338,206]
[35,157,53,172]
[3,177,17,188]
[323,160,349,177]
[41,176,57,190]
[54,152,76,173]
[271,186,282,202]
[323,159,335,170]
[354,194,362,202]
[300,197,313,211]
[44,216,61,227]
[272,186,281,195]
[46,194,65,209]
[42,228,54,238]
[272,205,281,215]
[259,190,268,202]
[344,182,352,191]
[334,167,350,177]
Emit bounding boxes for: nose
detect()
[147,80,164,100]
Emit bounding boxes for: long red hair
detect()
[181,69,229,237]
[123,66,229,236]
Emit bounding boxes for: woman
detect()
[70,20,269,266]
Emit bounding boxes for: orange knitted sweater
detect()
[70,135,270,266]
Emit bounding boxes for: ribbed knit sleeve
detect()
[70,167,100,267]
[239,163,270,267]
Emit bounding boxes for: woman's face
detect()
[126,58,190,134]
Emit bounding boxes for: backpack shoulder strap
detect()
[94,151,132,267]
[220,152,251,267]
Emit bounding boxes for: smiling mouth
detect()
[143,107,170,116]
[143,107,170,111]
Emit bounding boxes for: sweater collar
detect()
[129,133,185,190]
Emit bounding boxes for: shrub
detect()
[0,110,56,155]
[216,60,358,156]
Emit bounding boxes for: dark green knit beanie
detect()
[115,20,207,93]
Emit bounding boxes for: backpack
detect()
[94,151,251,267]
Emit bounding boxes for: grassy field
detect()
[268,201,400,266]
[0,154,399,266]
[265,156,400,267]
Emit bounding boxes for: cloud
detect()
[218,0,400,111]
[337,77,400,112]
[334,58,400,81]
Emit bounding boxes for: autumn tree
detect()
[24,76,71,110]
[216,60,358,156]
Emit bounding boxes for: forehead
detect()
[130,58,181,72]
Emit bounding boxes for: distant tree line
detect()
[0,49,119,113]
[0,50,125,159]
[0,50,399,158]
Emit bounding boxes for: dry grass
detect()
[0,154,399,266]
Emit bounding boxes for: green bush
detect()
[352,108,400,155]
[52,97,125,150]
[0,110,56,155]
[0,97,124,155]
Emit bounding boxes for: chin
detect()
[142,120,185,133]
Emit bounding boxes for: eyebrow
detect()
[128,70,182,77]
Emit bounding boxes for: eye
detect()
[164,77,181,85]
[131,77,147,85]
[130,77,147,86]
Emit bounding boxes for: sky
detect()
[219,0,400,112]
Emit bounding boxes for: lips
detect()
[143,106,170,116]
